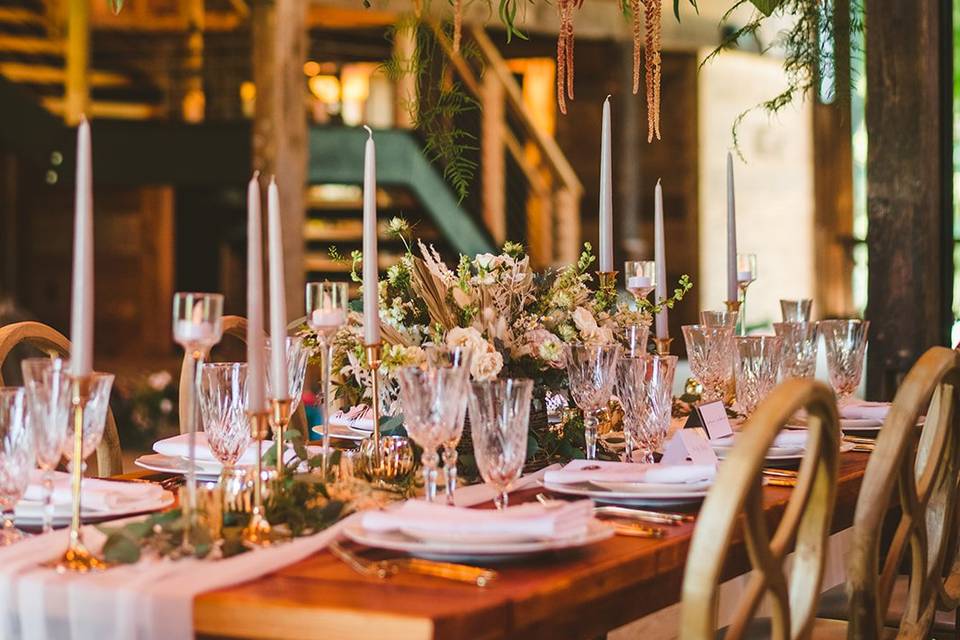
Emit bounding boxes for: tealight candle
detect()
[737,270,753,283]
[173,320,217,344]
[627,275,652,290]
[311,308,346,329]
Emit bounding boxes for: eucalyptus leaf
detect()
[103,534,141,564]
[748,0,782,16]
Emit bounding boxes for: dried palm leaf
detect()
[411,257,458,330]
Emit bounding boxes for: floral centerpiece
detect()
[303,218,691,472]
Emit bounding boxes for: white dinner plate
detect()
[14,490,175,528]
[343,519,613,562]
[715,440,856,463]
[311,424,368,441]
[541,479,711,506]
[399,528,540,545]
[840,418,884,432]
[588,478,713,494]
[134,453,222,480]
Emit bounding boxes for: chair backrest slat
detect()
[680,378,841,640]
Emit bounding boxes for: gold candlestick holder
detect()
[269,397,292,479]
[725,299,744,337]
[358,343,415,486]
[653,337,674,356]
[242,410,273,545]
[49,375,105,573]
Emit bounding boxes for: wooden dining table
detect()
[117,451,874,640]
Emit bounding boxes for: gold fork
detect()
[329,541,497,587]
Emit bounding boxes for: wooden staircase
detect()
[0,0,163,120]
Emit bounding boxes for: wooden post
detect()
[812,0,853,319]
[554,186,580,265]
[617,40,644,261]
[865,0,953,398]
[481,72,506,246]
[65,0,90,124]
[392,20,416,129]
[251,0,307,321]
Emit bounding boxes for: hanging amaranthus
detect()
[556,0,578,114]
[629,0,662,141]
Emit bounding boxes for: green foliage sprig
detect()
[638,273,693,315]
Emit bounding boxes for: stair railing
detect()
[431,22,583,268]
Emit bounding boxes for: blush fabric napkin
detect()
[711,430,808,450]
[543,459,716,485]
[153,433,269,465]
[361,499,593,540]
[839,401,889,421]
[20,471,164,513]
[328,404,375,431]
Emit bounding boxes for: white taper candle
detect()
[654,180,668,340]
[362,126,381,345]
[69,117,93,377]
[246,172,266,412]
[726,152,738,303]
[267,177,289,399]
[599,95,613,272]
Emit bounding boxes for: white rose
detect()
[571,306,598,334]
[471,350,503,381]
[446,326,487,357]
[474,253,497,270]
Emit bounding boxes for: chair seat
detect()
[717,617,896,639]
[817,576,957,634]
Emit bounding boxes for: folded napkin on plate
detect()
[21,470,164,512]
[544,459,716,485]
[839,401,889,421]
[153,433,270,465]
[361,499,593,539]
[712,431,807,450]
[328,405,375,430]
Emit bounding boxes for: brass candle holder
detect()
[269,397,292,479]
[242,410,273,545]
[358,343,415,486]
[49,374,105,573]
[725,299,744,337]
[653,337,673,356]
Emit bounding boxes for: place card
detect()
[683,400,733,441]
[661,430,718,466]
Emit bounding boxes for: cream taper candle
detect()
[362,126,380,345]
[726,152,738,303]
[598,95,613,272]
[69,117,93,377]
[267,177,288,398]
[654,180,668,340]
[246,172,266,412]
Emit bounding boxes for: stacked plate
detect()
[711,430,855,464]
[541,460,715,507]
[345,499,612,562]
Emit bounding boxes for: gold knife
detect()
[393,558,498,586]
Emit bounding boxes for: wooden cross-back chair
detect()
[178,315,309,437]
[843,346,960,639]
[679,378,842,640]
[0,321,123,476]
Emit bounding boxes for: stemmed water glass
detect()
[60,372,114,464]
[467,378,532,509]
[624,260,656,306]
[820,319,870,401]
[424,345,472,505]
[638,355,677,460]
[265,335,310,464]
[172,292,224,524]
[21,358,70,533]
[736,253,757,336]
[780,299,812,322]
[564,343,621,460]
[773,322,819,380]
[734,336,782,416]
[0,387,32,545]
[699,310,738,328]
[396,364,470,502]
[682,324,735,404]
[305,281,349,475]
[616,356,648,462]
[199,363,250,471]
[620,324,650,357]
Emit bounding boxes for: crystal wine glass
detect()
[0,387,32,545]
[624,260,656,306]
[396,364,470,502]
[467,378,532,509]
[820,319,870,401]
[637,354,677,459]
[699,309,738,328]
[773,322,820,380]
[733,336,782,416]
[616,356,649,462]
[619,324,650,358]
[21,358,70,533]
[424,345,473,506]
[682,324,735,404]
[736,253,758,336]
[172,292,224,522]
[305,281,349,475]
[265,335,310,466]
[60,372,114,463]
[199,363,250,470]
[564,343,621,460]
[779,299,813,322]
